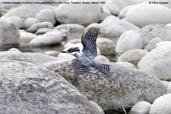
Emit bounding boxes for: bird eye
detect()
[68,47,80,52]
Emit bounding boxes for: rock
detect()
[27,22,54,33]
[0,59,104,114]
[0,18,20,50]
[55,24,85,39]
[118,49,148,66]
[144,37,162,51]
[29,31,67,48]
[36,28,52,35]
[126,3,171,27]
[129,101,151,114]
[116,30,144,54]
[119,5,133,19]
[104,0,124,16]
[2,16,23,29]
[45,50,58,57]
[138,45,171,80]
[3,5,55,21]
[168,82,171,93]
[23,17,39,29]
[35,9,56,25]
[156,41,171,48]
[42,61,166,111]
[115,62,136,69]
[8,48,21,53]
[139,24,171,45]
[94,55,110,63]
[100,16,139,38]
[55,0,109,26]
[19,30,37,48]
[160,81,170,91]
[0,51,60,65]
[96,38,115,55]
[150,94,171,114]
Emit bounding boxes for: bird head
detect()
[61,47,81,58]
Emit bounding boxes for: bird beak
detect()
[60,50,67,53]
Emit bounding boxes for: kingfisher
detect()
[61,27,111,76]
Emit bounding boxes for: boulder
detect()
[19,30,37,48]
[0,18,20,50]
[36,28,52,35]
[126,3,171,27]
[23,18,39,29]
[97,38,115,55]
[150,94,171,114]
[168,82,171,93]
[100,16,139,38]
[55,0,109,26]
[55,24,85,39]
[129,101,151,114]
[3,5,55,21]
[94,55,110,63]
[118,49,148,66]
[0,59,104,114]
[1,16,23,29]
[29,31,67,48]
[144,37,162,51]
[139,24,171,45]
[42,61,166,112]
[27,22,54,33]
[104,0,124,16]
[138,45,171,80]
[115,62,136,69]
[116,30,144,54]
[160,81,170,92]
[119,5,133,19]
[35,9,56,25]
[8,48,21,53]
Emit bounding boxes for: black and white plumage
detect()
[62,27,111,76]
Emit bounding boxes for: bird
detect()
[61,27,111,77]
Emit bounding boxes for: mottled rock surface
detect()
[0,59,104,114]
[0,18,20,50]
[43,61,166,111]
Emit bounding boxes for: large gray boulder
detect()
[42,60,166,112]
[0,59,104,114]
[0,18,20,50]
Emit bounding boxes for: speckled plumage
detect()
[69,27,111,76]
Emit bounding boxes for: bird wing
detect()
[71,59,91,75]
[81,28,99,58]
[92,62,111,78]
